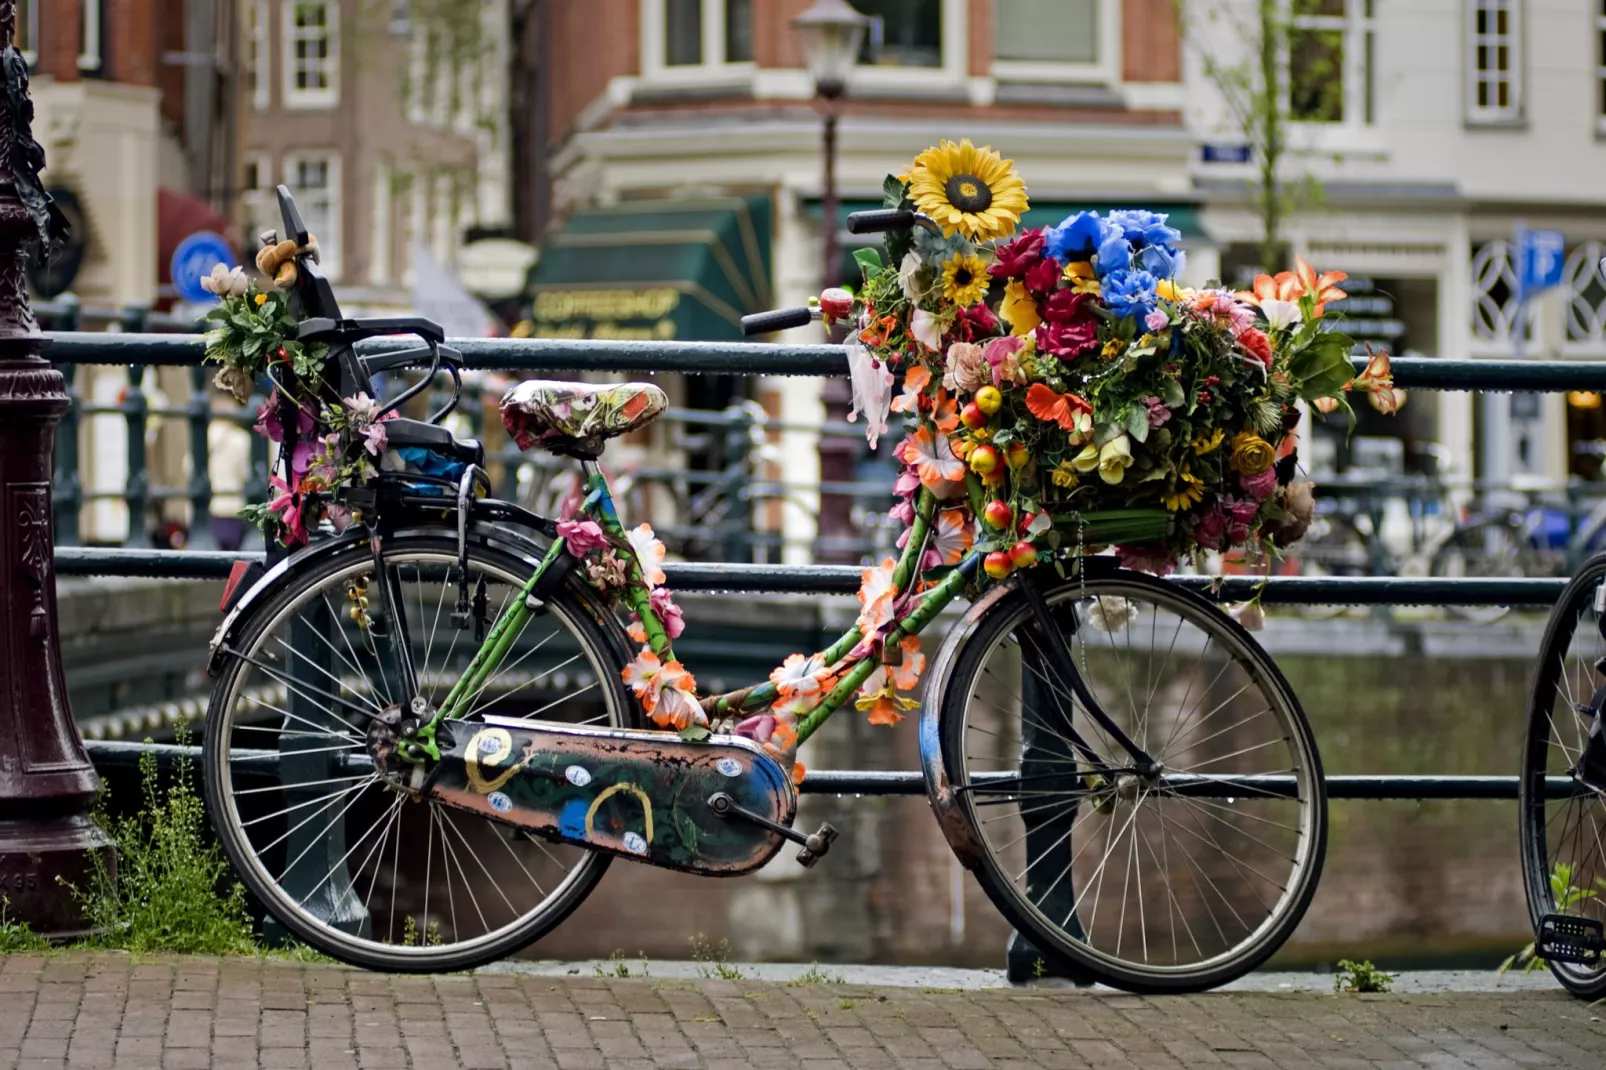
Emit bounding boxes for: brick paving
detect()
[0,952,1602,1069]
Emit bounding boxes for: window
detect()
[858,0,942,68]
[17,0,37,68]
[283,1,339,109]
[1289,0,1374,125]
[242,154,276,247]
[248,1,270,109]
[649,0,756,75]
[79,1,103,75]
[1468,0,1521,123]
[992,0,1117,83]
[284,153,341,280]
[1596,3,1606,133]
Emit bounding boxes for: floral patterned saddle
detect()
[501,380,668,459]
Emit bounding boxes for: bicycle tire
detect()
[927,565,1327,993]
[1519,550,1606,999]
[203,531,638,973]
[1431,518,1555,624]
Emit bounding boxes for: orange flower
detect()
[897,427,966,489]
[856,557,899,641]
[930,508,974,566]
[1240,257,1348,317]
[1025,383,1094,438]
[859,314,899,348]
[891,364,931,414]
[770,652,835,700]
[858,691,914,726]
[932,390,961,435]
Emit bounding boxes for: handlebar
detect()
[741,307,819,335]
[846,209,917,234]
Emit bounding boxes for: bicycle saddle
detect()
[501,379,668,459]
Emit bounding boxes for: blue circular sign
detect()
[170,230,237,304]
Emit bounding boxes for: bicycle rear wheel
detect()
[204,533,637,972]
[1519,551,1606,998]
[928,566,1327,993]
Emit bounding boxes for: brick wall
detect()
[37,0,83,82]
[1122,0,1182,84]
[547,0,639,144]
[106,0,159,87]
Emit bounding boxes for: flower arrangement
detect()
[842,139,1398,580]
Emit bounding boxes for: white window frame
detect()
[369,166,393,287]
[249,0,271,110]
[1467,0,1523,125]
[831,0,968,96]
[990,0,1120,86]
[283,152,342,281]
[1595,3,1606,135]
[241,152,276,245]
[78,0,103,73]
[17,0,37,68]
[282,0,340,110]
[639,0,758,83]
[1287,0,1376,129]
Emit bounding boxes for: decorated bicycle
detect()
[202,141,1394,993]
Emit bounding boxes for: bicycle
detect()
[202,186,1327,994]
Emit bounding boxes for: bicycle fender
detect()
[208,532,366,674]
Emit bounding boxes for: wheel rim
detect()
[209,547,625,965]
[952,577,1322,981]
[1523,561,1606,989]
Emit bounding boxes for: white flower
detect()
[910,308,943,351]
[1260,298,1302,331]
[897,251,925,302]
[844,339,894,449]
[200,263,249,298]
[1088,596,1139,634]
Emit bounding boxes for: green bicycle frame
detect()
[417,460,993,753]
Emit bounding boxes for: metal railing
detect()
[40,326,1606,798]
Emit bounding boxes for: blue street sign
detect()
[1516,225,1566,299]
[170,230,236,304]
[1202,143,1252,164]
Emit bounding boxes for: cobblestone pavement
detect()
[2,952,1605,1070]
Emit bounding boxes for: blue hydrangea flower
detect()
[1046,210,1119,264]
[1139,244,1186,279]
[1096,233,1132,278]
[1102,268,1160,320]
[1108,209,1182,250]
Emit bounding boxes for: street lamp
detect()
[793,0,869,294]
[794,0,868,563]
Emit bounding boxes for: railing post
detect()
[722,403,754,562]
[0,5,114,936]
[50,294,81,547]
[118,306,150,548]
[184,365,216,550]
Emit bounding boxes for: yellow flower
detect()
[1163,468,1205,511]
[941,252,991,308]
[904,139,1030,242]
[1064,261,1101,296]
[1051,460,1079,488]
[1192,428,1224,455]
[1097,435,1133,485]
[1155,280,1193,302]
[1100,339,1123,360]
[1001,278,1041,335]
[254,293,268,306]
[1071,442,1102,474]
[1229,431,1276,475]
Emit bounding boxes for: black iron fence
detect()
[40,325,1606,799]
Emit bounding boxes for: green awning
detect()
[524,195,772,341]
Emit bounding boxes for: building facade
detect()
[1186,0,1606,491]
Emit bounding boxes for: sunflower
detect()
[941,252,991,308]
[905,139,1029,242]
[1192,427,1224,455]
[1163,468,1205,512]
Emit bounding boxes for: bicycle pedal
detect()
[1536,913,1606,966]
[796,823,838,868]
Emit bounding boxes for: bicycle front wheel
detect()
[204,533,637,972]
[1520,551,1606,998]
[930,566,1326,993]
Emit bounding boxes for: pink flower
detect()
[942,342,988,394]
[649,586,686,639]
[1143,396,1171,428]
[266,474,307,546]
[324,503,354,533]
[1238,327,1274,370]
[984,335,1025,387]
[1240,467,1277,501]
[557,519,609,555]
[1145,309,1169,333]
[1115,543,1176,576]
[1224,497,1261,543]
[1194,507,1227,551]
[254,391,316,444]
[361,421,388,456]
[887,497,915,525]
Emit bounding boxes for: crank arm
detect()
[707,792,837,867]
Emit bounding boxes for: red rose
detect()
[1024,257,1062,297]
[988,228,1047,279]
[1239,327,1274,369]
[951,301,1000,342]
[1035,319,1098,359]
[1040,289,1094,325]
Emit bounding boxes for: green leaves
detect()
[853,247,885,281]
[1124,404,1150,444]
[1288,331,1356,401]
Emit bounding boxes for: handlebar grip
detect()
[741,307,815,335]
[846,209,916,234]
